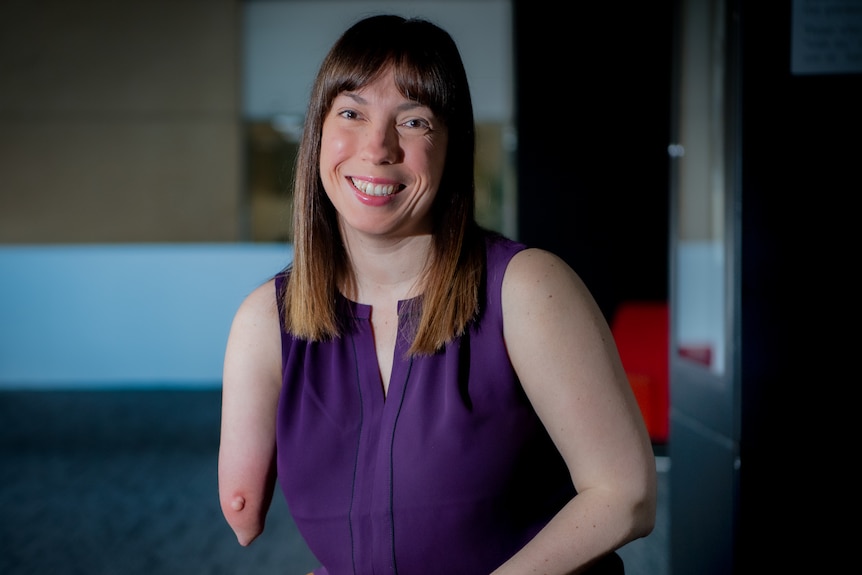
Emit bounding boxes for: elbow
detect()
[614,494,656,547]
[611,464,658,544]
[632,496,657,540]
[629,475,659,540]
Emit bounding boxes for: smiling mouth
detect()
[350,177,403,197]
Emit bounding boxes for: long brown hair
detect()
[282,14,485,355]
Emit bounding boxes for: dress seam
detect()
[387,356,413,575]
[348,331,364,575]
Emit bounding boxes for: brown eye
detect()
[400,118,431,132]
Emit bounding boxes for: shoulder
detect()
[503,247,591,303]
[501,247,604,350]
[479,237,591,318]
[229,278,281,344]
[481,231,527,288]
[483,231,527,261]
[237,278,279,318]
[223,278,282,391]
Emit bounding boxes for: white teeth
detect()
[351,178,398,197]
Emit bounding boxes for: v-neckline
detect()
[342,295,416,401]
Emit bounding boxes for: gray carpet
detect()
[0,389,668,575]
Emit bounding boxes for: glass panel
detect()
[246,118,299,242]
[673,0,726,374]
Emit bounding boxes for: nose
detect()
[361,124,401,164]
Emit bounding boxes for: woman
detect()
[218,14,656,575]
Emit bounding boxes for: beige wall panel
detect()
[0,0,241,243]
[0,1,238,113]
[0,119,240,243]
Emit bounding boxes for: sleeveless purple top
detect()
[274,233,577,574]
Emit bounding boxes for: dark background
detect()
[514,2,674,321]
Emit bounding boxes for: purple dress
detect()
[274,233,621,574]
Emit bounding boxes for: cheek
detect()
[320,128,349,167]
[424,141,448,184]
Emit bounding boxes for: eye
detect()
[404,118,426,128]
[338,109,359,120]
[400,117,432,132]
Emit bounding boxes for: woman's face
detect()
[319,68,448,242]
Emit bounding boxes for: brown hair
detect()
[282,14,485,355]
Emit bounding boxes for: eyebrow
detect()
[340,91,428,113]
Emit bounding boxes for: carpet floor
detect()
[0,388,668,575]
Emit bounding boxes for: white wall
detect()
[0,244,293,389]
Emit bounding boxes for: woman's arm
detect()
[218,279,283,546]
[494,248,657,574]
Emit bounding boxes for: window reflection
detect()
[673,0,727,374]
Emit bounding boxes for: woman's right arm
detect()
[218,279,283,546]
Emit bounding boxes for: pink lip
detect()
[355,189,396,206]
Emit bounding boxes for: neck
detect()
[342,233,433,303]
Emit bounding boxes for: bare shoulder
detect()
[503,247,594,310]
[502,247,616,386]
[236,278,279,320]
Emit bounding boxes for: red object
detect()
[678,344,712,367]
[610,301,669,444]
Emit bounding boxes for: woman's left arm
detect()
[493,248,657,575]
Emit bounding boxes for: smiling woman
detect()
[219,14,656,575]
